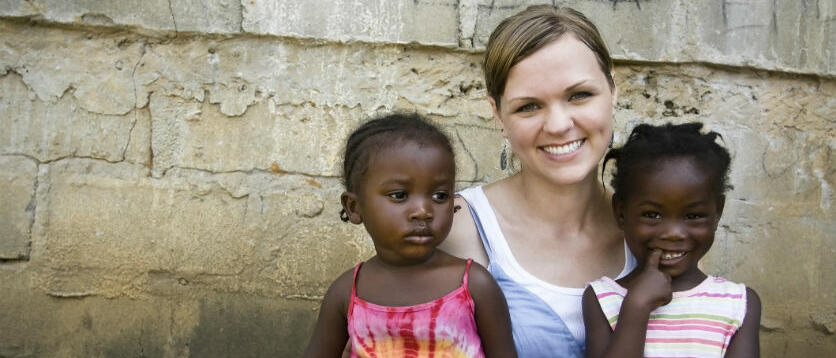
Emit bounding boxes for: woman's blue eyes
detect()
[513,92,594,113]
[569,92,592,101]
[515,103,539,113]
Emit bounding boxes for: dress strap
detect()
[347,262,363,319]
[463,258,473,287]
[350,262,362,298]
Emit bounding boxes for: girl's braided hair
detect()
[603,122,732,200]
[340,113,454,221]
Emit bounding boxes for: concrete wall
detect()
[0,0,833,356]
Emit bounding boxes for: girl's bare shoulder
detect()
[323,266,357,313]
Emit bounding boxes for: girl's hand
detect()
[584,250,673,358]
[625,249,672,313]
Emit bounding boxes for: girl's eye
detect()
[432,191,450,202]
[569,91,593,101]
[515,103,540,113]
[641,211,661,220]
[685,213,706,220]
[387,191,407,201]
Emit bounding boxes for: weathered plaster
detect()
[0,1,834,356]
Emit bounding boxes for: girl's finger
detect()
[646,249,662,270]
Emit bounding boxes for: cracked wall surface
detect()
[2,0,833,75]
[0,1,834,357]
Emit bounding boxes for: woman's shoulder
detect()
[439,193,489,266]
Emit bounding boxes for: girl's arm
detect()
[723,287,761,358]
[583,249,672,358]
[303,269,353,358]
[583,286,614,358]
[467,262,518,358]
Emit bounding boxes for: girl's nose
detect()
[409,199,433,221]
[660,220,687,240]
[543,105,573,134]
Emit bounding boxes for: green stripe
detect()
[649,313,740,325]
[607,313,740,326]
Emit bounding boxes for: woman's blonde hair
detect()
[484,5,614,108]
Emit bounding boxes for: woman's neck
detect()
[506,169,612,236]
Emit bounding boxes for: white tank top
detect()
[460,186,637,344]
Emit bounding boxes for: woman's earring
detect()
[500,138,510,171]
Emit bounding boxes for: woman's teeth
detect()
[662,251,685,260]
[543,140,582,155]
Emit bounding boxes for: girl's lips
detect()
[404,227,433,244]
[404,235,433,245]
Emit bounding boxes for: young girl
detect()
[303,113,517,358]
[582,122,761,358]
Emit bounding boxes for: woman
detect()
[441,5,637,357]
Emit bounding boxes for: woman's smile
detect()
[541,139,585,158]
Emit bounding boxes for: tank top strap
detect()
[347,262,363,319]
[462,258,473,287]
[456,192,495,258]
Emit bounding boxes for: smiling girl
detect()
[583,122,761,358]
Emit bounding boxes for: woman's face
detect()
[492,35,615,186]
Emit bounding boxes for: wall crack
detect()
[167,0,178,32]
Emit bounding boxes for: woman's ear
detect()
[489,97,506,135]
[611,193,625,229]
[340,192,363,224]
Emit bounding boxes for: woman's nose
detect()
[543,104,573,134]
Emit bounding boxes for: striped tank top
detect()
[588,276,747,357]
[347,259,485,358]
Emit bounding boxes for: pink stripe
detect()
[648,324,729,335]
[651,319,735,330]
[646,337,725,348]
[596,291,620,299]
[691,292,743,299]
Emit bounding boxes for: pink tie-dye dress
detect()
[347,259,486,358]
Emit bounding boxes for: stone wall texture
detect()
[0,0,833,356]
